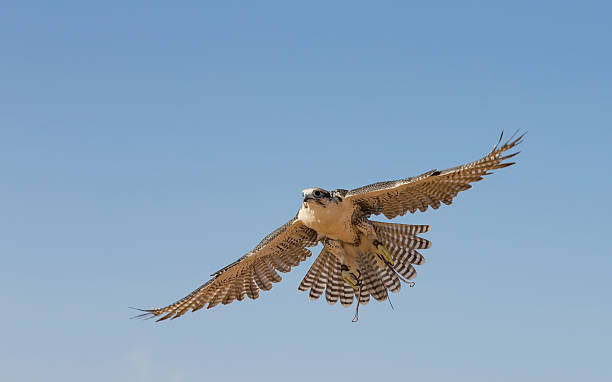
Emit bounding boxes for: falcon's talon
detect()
[341,265,361,291]
[374,240,394,266]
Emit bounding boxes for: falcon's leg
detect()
[341,264,361,291]
[354,219,395,266]
[373,239,415,286]
[372,238,415,286]
[373,239,394,266]
[323,238,362,291]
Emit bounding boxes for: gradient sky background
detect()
[1,2,611,381]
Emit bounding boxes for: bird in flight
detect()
[134,132,524,322]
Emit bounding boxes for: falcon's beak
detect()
[303,195,313,202]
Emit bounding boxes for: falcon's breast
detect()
[297,198,357,243]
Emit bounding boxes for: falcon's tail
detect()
[298,222,431,316]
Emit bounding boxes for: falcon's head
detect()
[301,188,332,207]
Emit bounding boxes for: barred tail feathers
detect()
[298,222,430,310]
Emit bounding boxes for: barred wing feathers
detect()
[346,132,524,219]
[136,217,318,321]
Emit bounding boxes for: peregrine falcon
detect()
[134,132,524,321]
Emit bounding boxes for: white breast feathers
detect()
[297,199,356,243]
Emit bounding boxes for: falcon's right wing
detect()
[134,217,318,321]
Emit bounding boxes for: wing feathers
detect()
[253,263,273,291]
[245,273,259,300]
[139,218,317,321]
[346,132,524,218]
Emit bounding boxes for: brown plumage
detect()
[134,132,523,322]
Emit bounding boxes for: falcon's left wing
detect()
[345,132,524,219]
[134,217,318,321]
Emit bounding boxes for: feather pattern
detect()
[298,221,431,308]
[339,280,355,307]
[309,251,332,300]
[325,255,342,305]
[138,217,318,321]
[298,249,328,292]
[380,262,401,292]
[360,251,388,301]
[346,132,524,218]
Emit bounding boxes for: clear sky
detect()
[1,1,611,381]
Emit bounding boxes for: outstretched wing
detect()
[345,132,524,219]
[135,217,318,321]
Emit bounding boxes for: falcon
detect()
[134,132,524,321]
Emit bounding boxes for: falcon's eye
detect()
[313,190,322,198]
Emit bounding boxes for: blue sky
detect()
[1,1,611,381]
